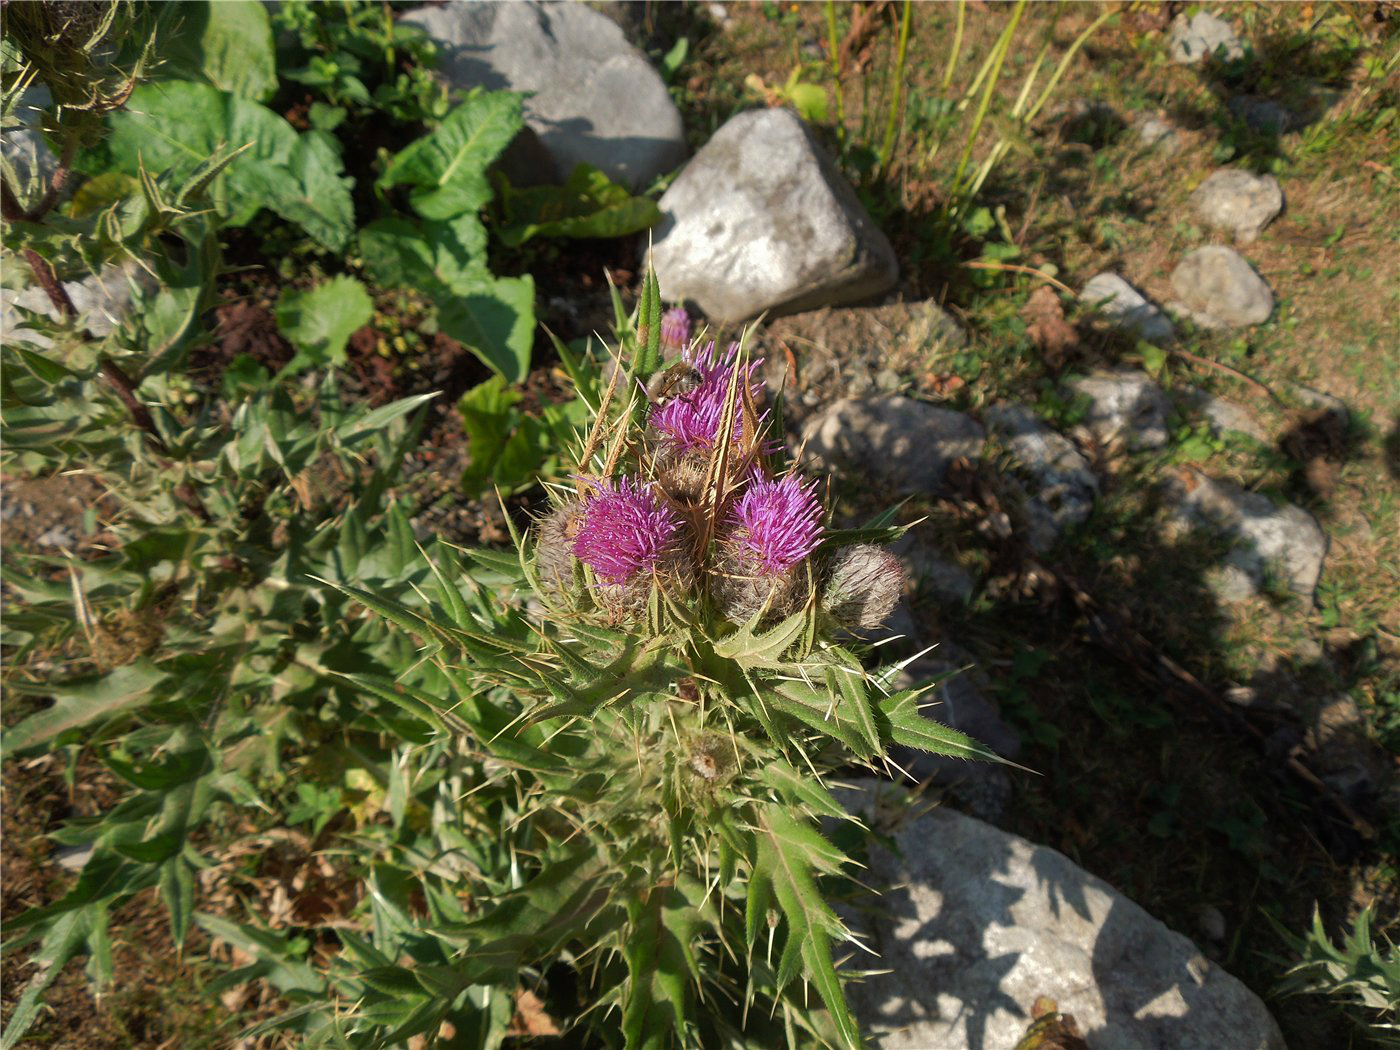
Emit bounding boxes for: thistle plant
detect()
[322,274,1000,1048]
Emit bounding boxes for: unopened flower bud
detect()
[534,502,584,598]
[660,306,692,352]
[823,544,905,630]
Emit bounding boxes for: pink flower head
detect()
[727,474,824,576]
[650,341,766,454]
[572,476,681,585]
[660,306,691,351]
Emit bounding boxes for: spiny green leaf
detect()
[878,688,1004,763]
[3,660,168,756]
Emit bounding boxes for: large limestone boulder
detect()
[401,2,685,190]
[648,108,897,322]
[843,784,1288,1050]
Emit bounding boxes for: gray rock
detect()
[891,534,975,605]
[843,784,1288,1050]
[1289,382,1350,424]
[1065,370,1171,451]
[1135,115,1182,153]
[1170,246,1274,327]
[1168,11,1245,65]
[1191,169,1283,243]
[648,108,897,322]
[1080,272,1176,344]
[1,86,58,192]
[798,396,984,494]
[1229,95,1295,135]
[400,2,685,190]
[1168,469,1327,600]
[1182,390,1269,442]
[0,259,147,346]
[984,403,1099,550]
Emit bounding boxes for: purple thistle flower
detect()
[727,474,824,576]
[572,476,681,585]
[650,342,766,454]
[660,306,692,351]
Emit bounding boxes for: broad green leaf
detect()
[79,81,298,227]
[357,214,487,294]
[459,375,523,497]
[274,275,374,375]
[495,164,661,247]
[160,0,277,102]
[67,172,140,218]
[2,661,168,756]
[380,93,524,220]
[263,131,355,252]
[438,272,535,383]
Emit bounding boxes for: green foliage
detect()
[159,0,277,102]
[379,91,524,221]
[275,274,375,374]
[494,163,663,248]
[76,80,356,250]
[457,374,589,498]
[1275,905,1400,1045]
[272,0,449,124]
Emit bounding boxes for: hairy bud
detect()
[660,306,692,352]
[823,544,905,630]
[534,502,584,598]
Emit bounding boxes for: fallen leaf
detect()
[1020,286,1079,369]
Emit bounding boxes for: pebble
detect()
[1191,169,1284,244]
[1080,272,1176,344]
[1170,246,1274,328]
[1169,11,1245,65]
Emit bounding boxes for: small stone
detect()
[798,396,984,494]
[1170,246,1274,328]
[649,108,897,322]
[401,2,686,190]
[1288,383,1349,425]
[841,784,1288,1050]
[36,527,74,548]
[1228,95,1295,135]
[1066,369,1171,451]
[1168,469,1327,600]
[1182,390,1269,442]
[985,403,1099,547]
[1169,11,1245,65]
[704,2,732,27]
[53,844,94,872]
[1080,272,1175,344]
[1166,300,1232,332]
[1191,169,1284,244]
[1136,115,1181,153]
